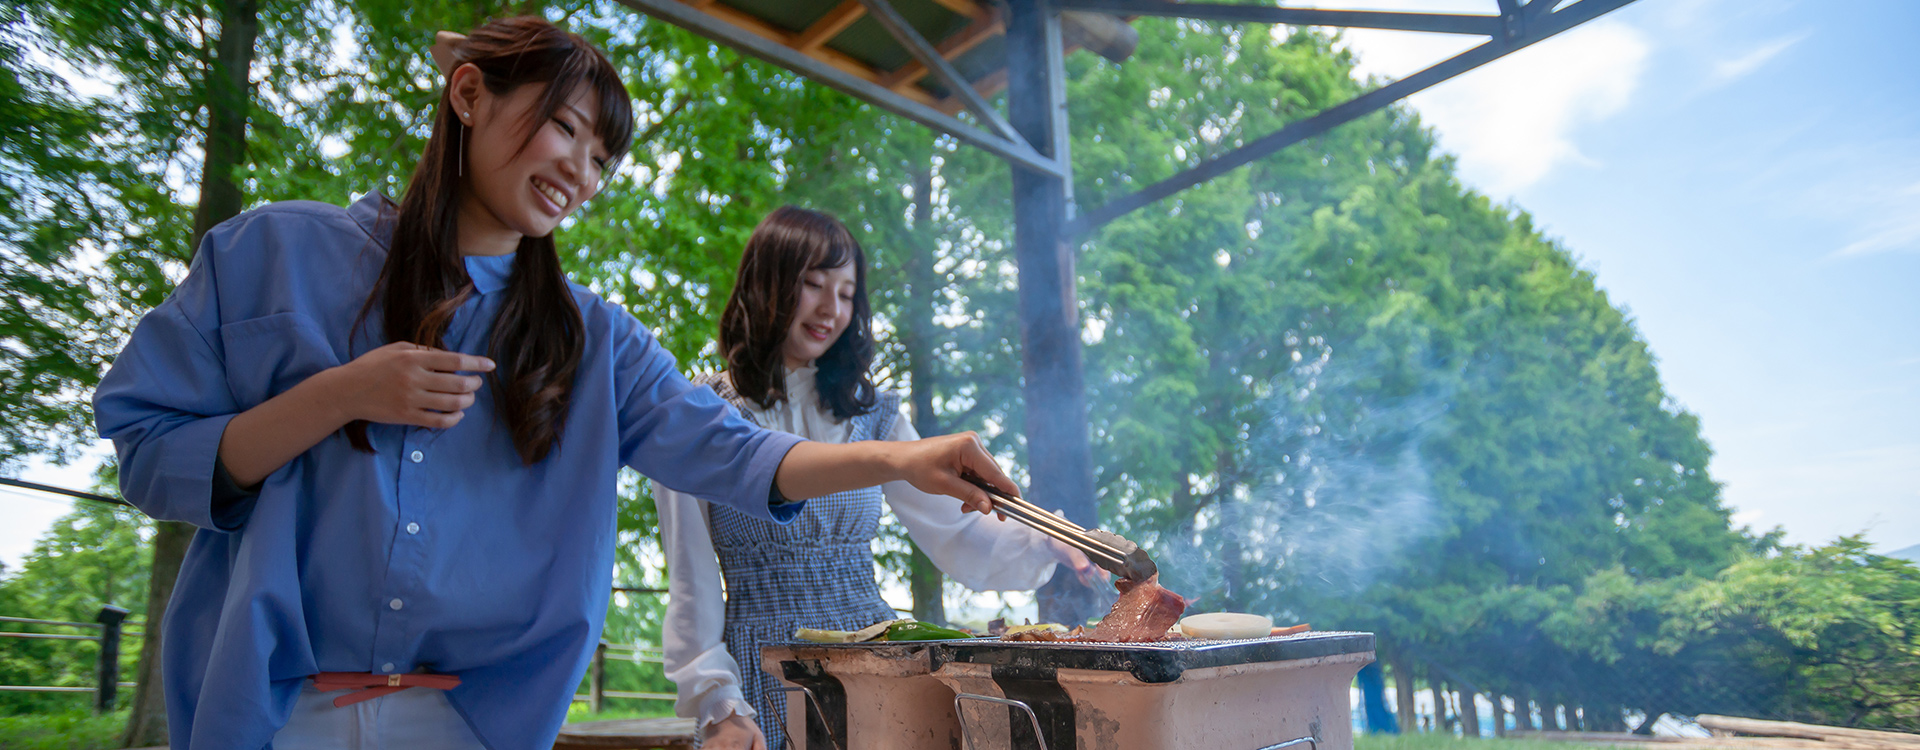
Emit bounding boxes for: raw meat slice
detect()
[1088,575,1187,642]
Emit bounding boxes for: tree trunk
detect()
[1460,688,1481,738]
[1593,704,1627,732]
[123,1,260,745]
[901,156,947,626]
[120,522,189,747]
[1493,695,1508,737]
[1391,655,1418,734]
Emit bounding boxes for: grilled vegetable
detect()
[794,628,857,643]
[883,621,976,641]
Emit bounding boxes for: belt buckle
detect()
[387,674,403,687]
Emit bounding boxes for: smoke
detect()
[1157,334,1458,617]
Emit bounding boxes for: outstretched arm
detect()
[773,431,1015,515]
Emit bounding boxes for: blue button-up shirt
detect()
[94,193,805,749]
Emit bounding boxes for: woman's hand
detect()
[321,342,495,429]
[703,714,767,750]
[776,431,1017,514]
[1050,539,1111,588]
[887,431,1019,516]
[216,344,492,488]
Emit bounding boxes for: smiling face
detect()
[782,262,857,371]
[446,64,612,255]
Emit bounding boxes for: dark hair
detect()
[349,16,635,464]
[718,206,877,420]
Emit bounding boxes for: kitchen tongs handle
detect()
[962,476,1130,569]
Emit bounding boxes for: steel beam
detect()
[1065,0,1639,238]
[1054,0,1502,35]
[856,0,1027,145]
[1005,0,1106,626]
[612,0,1067,178]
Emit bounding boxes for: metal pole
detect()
[94,605,129,713]
[1004,0,1107,625]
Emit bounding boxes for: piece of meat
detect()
[1088,575,1187,642]
[1271,623,1311,637]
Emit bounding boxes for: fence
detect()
[578,641,676,712]
[0,606,140,713]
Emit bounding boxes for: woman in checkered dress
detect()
[652,207,1095,750]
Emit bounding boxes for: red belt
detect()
[312,671,462,708]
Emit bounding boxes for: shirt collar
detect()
[463,253,515,295]
[785,364,818,396]
[347,192,515,294]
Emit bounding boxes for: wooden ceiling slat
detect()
[879,9,1002,91]
[695,0,941,106]
[795,0,867,53]
[927,0,982,16]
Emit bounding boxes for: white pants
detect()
[270,679,487,750]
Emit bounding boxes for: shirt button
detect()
[381,663,395,673]
[389,598,404,611]
[409,450,424,463]
[406,522,420,535]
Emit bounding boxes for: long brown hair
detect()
[349,16,635,464]
[718,206,877,420]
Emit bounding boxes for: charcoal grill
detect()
[761,631,1374,750]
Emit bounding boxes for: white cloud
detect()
[1709,33,1808,85]
[1833,212,1920,258]
[1332,17,1652,196]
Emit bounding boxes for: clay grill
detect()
[761,631,1374,750]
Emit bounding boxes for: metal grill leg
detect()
[953,692,1050,750]
[1257,736,1320,750]
[764,686,844,750]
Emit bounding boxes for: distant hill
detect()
[1888,544,1920,562]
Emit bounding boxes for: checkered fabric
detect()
[699,374,901,747]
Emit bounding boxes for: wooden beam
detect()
[795,0,866,53]
[614,0,1065,176]
[879,9,1003,90]
[692,1,941,106]
[928,0,982,16]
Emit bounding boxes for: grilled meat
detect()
[1088,575,1186,643]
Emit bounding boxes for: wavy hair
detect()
[718,206,877,420]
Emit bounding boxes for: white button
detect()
[389,598,404,610]
[381,662,395,673]
[406,523,420,535]
[409,450,424,463]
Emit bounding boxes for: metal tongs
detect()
[964,476,1158,582]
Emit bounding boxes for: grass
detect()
[0,710,128,750]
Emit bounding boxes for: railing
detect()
[0,606,141,713]
[577,640,678,712]
[3,481,680,715]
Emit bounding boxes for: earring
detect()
[457,120,466,177]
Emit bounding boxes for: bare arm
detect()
[217,342,495,487]
[774,431,1015,515]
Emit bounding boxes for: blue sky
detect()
[1321,0,1918,550]
[4,0,1914,573]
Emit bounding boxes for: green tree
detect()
[1659,537,1920,730]
[0,501,152,715]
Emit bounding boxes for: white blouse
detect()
[653,366,1070,732]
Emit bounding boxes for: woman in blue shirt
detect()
[92,17,1015,750]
